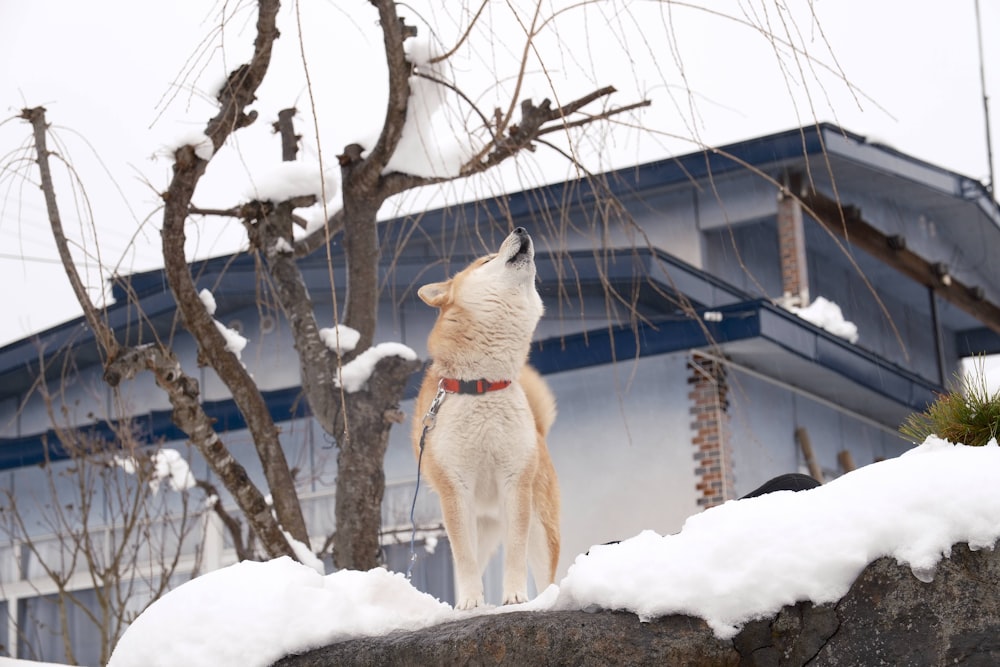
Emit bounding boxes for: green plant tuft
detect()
[900,358,1000,447]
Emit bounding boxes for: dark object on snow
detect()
[740,472,820,499]
[596,473,821,551]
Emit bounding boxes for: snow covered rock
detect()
[274,541,1000,666]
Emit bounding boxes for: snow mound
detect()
[108,559,453,667]
[553,437,1000,637]
[109,438,1000,664]
[787,296,859,343]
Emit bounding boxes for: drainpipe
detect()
[975,0,996,199]
[928,288,948,386]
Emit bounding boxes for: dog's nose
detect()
[514,227,527,237]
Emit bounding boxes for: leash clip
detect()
[422,381,448,430]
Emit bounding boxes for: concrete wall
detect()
[727,366,912,496]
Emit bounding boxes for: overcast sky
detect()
[0,0,997,347]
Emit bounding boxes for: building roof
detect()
[2,122,997,467]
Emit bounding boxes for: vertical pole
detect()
[929,288,948,386]
[974,0,996,199]
[795,427,824,483]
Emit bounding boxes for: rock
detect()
[810,542,1000,666]
[272,610,734,667]
[272,543,1000,666]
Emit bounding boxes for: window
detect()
[383,536,455,605]
[17,589,101,665]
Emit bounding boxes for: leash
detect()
[407,381,447,579]
[405,376,512,580]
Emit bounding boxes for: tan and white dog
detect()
[412,227,560,609]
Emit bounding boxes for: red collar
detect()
[439,378,512,394]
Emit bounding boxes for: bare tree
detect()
[0,383,214,666]
[17,0,651,572]
[12,0,858,573]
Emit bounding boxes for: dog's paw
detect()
[502,591,529,605]
[455,594,486,610]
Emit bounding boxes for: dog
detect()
[412,227,560,610]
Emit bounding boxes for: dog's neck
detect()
[438,377,512,394]
[429,345,528,384]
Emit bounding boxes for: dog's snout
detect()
[504,227,533,266]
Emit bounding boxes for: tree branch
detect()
[104,344,295,561]
[536,99,652,138]
[159,0,310,550]
[273,107,301,162]
[196,479,253,562]
[257,200,345,436]
[292,207,345,257]
[459,87,647,177]
[203,3,280,152]
[351,0,415,190]
[293,85,649,257]
[21,107,119,359]
[22,104,296,562]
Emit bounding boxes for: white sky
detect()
[0,1,998,348]
[106,437,1000,666]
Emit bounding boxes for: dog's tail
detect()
[520,365,556,436]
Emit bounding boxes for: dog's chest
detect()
[429,388,536,473]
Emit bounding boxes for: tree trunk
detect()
[257,186,421,571]
[332,355,421,569]
[341,201,381,355]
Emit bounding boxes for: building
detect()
[1,123,998,662]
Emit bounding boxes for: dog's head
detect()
[418,228,543,374]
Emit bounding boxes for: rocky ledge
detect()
[273,542,1000,666]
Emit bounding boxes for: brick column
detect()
[777,187,809,307]
[688,355,734,508]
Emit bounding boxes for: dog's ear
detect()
[418,281,450,307]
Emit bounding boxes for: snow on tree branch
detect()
[319,324,361,355]
[114,448,197,493]
[334,343,418,393]
[199,289,249,359]
[244,160,339,203]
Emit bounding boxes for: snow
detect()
[787,296,860,344]
[334,342,418,393]
[553,437,1000,637]
[378,32,479,178]
[271,237,293,254]
[197,289,217,315]
[244,160,338,203]
[318,324,361,355]
[108,559,454,667]
[149,449,196,492]
[109,436,1000,666]
[198,289,249,359]
[160,129,215,162]
[282,532,325,575]
[113,448,196,493]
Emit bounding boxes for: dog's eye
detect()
[478,254,497,266]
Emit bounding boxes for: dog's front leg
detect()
[501,471,534,604]
[438,480,485,610]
